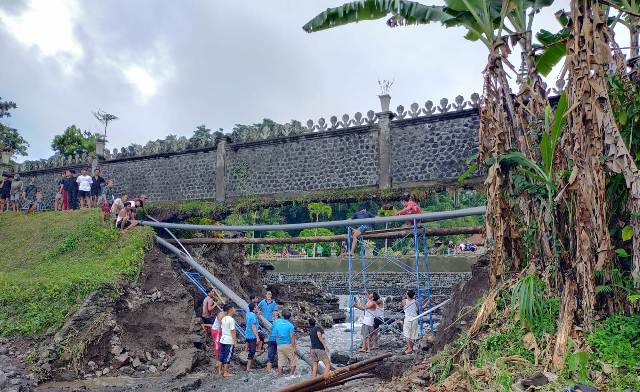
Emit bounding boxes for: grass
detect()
[0,210,154,336]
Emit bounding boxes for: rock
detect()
[145,351,153,361]
[111,345,123,355]
[544,372,558,382]
[330,351,352,365]
[102,367,110,375]
[132,357,141,368]
[120,366,135,376]
[95,370,103,377]
[0,370,7,388]
[172,345,179,351]
[148,365,157,373]
[112,353,130,369]
[87,360,96,369]
[166,348,203,378]
[520,372,549,388]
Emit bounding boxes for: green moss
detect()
[0,210,153,336]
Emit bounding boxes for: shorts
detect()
[55,192,62,201]
[361,324,374,337]
[403,318,419,341]
[374,317,384,329]
[210,328,221,357]
[309,348,330,364]
[78,190,90,198]
[101,202,111,213]
[219,343,233,364]
[277,344,297,368]
[246,338,257,360]
[267,341,278,364]
[0,191,9,200]
[357,225,372,234]
[116,220,132,229]
[201,316,215,325]
[91,188,102,197]
[10,193,20,202]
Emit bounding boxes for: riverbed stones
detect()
[166,348,205,378]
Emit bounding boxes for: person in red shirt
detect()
[396,196,422,216]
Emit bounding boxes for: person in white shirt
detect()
[219,303,237,377]
[401,290,419,354]
[353,292,378,353]
[76,168,93,209]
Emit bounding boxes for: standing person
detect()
[0,173,11,212]
[401,290,419,354]
[258,291,278,323]
[35,188,44,211]
[69,170,80,210]
[211,309,225,372]
[60,171,74,211]
[372,294,385,349]
[76,168,93,209]
[273,309,296,377]
[22,177,39,215]
[10,174,23,212]
[353,292,378,353]
[54,173,64,211]
[100,180,115,224]
[350,205,375,256]
[244,303,259,371]
[266,316,278,372]
[90,168,105,207]
[219,304,237,378]
[202,289,216,325]
[308,318,330,377]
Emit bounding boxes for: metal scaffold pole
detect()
[347,227,354,352]
[422,225,433,331]
[413,219,423,336]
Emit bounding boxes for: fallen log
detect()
[166,226,482,245]
[295,363,378,392]
[277,353,392,392]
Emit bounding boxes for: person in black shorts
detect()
[90,168,105,207]
[308,318,330,376]
[22,177,39,215]
[0,173,11,212]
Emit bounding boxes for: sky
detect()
[0,0,578,162]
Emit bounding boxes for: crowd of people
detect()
[202,287,428,379]
[0,168,146,230]
[202,290,331,378]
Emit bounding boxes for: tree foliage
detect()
[51,125,100,157]
[0,97,28,156]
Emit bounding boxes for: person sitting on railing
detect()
[396,195,422,225]
[350,205,374,256]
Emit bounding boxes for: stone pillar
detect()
[0,150,14,174]
[377,94,392,190]
[215,137,228,202]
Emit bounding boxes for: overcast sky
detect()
[0,0,576,161]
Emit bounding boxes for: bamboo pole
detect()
[294,363,378,392]
[165,226,482,245]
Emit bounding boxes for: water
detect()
[256,255,474,273]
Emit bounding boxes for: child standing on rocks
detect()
[244,303,259,371]
[308,318,330,377]
[401,290,419,354]
[273,309,296,377]
[219,303,236,378]
[211,307,224,373]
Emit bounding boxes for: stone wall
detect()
[264,271,470,297]
[14,94,484,207]
[391,111,480,185]
[227,128,379,197]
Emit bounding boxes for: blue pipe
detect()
[413,220,423,336]
[422,227,433,330]
[347,227,354,352]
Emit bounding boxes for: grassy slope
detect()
[0,210,153,336]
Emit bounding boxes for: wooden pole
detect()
[165,226,482,245]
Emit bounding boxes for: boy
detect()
[308,318,330,377]
[244,303,259,371]
[258,291,278,323]
[401,290,419,354]
[76,168,93,208]
[266,317,278,372]
[100,180,115,224]
[0,173,10,212]
[350,205,374,256]
[273,309,296,377]
[90,168,105,207]
[219,303,236,378]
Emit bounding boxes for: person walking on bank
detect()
[211,308,224,372]
[90,168,105,207]
[10,174,23,212]
[308,318,330,377]
[273,309,297,377]
[258,291,278,323]
[0,173,11,212]
[266,316,278,372]
[401,290,419,355]
[219,304,237,378]
[244,303,259,371]
[76,168,93,209]
[22,177,39,215]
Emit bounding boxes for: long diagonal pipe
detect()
[141,206,486,232]
[155,236,318,369]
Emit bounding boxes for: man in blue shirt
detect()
[258,291,278,322]
[350,205,375,255]
[244,303,259,371]
[273,309,297,376]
